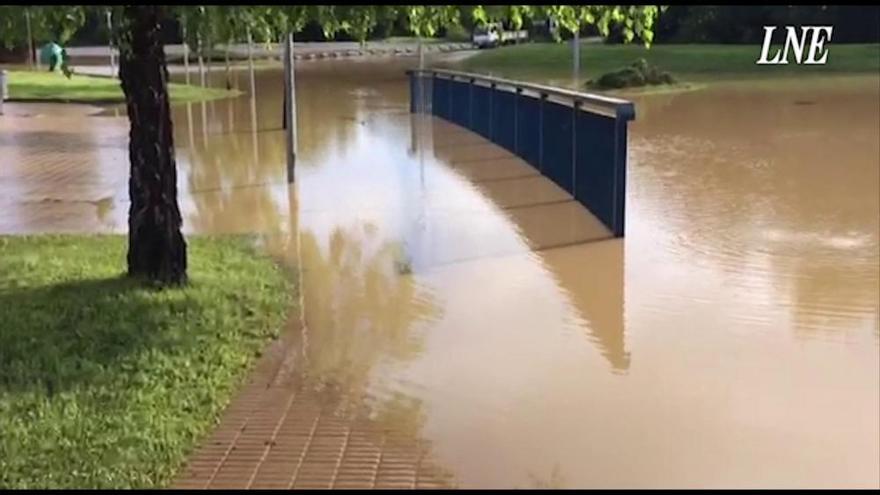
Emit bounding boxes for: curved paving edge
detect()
[171,316,455,490]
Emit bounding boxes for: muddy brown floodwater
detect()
[2,57,878,488]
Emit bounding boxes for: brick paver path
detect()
[172,323,454,490]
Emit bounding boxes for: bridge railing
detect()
[407,68,635,237]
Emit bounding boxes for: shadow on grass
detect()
[0,275,197,396]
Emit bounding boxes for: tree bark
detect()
[119,5,187,286]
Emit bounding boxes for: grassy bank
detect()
[0,235,291,488]
[458,43,880,84]
[6,70,240,104]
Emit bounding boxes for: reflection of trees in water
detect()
[296,224,441,413]
[282,223,457,484]
[173,61,416,234]
[783,255,880,338]
[178,97,290,234]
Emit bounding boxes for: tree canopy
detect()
[1,5,664,52]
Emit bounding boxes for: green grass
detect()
[7,70,241,104]
[0,235,292,489]
[458,43,880,84]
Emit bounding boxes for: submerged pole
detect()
[284,32,297,182]
[182,16,191,85]
[106,10,116,78]
[25,9,35,69]
[246,27,255,81]
[224,42,231,90]
[198,35,206,88]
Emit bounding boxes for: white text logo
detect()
[756,26,833,65]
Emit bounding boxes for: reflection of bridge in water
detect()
[413,114,629,370]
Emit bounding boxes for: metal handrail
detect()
[406,68,635,121]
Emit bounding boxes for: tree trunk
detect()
[119,5,187,286]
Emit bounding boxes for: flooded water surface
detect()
[2,58,878,488]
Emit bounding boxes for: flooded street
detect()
[2,58,878,488]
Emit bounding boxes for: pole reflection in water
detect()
[249,64,260,166]
[227,89,234,133]
[200,99,208,145]
[185,102,194,149]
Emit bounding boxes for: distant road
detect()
[67,41,475,64]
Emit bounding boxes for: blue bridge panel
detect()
[450,79,471,128]
[491,90,516,151]
[515,94,541,170]
[472,85,492,139]
[409,70,630,237]
[541,100,574,194]
[432,76,450,120]
[575,111,619,233]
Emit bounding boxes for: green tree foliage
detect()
[0,6,86,50]
[3,5,667,54]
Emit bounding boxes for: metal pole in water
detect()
[247,28,255,89]
[106,10,116,78]
[247,27,258,163]
[205,37,213,88]
[182,16,191,86]
[198,35,206,88]
[283,33,297,182]
[25,9,35,69]
[224,42,231,90]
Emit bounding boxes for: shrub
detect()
[587,58,677,90]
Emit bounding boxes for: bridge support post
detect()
[572,100,581,196]
[612,115,628,237]
[538,93,547,171]
[488,83,495,141]
[514,87,522,155]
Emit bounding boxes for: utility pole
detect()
[197,35,206,88]
[283,32,298,182]
[224,42,231,90]
[247,27,258,165]
[25,9,35,69]
[106,10,116,78]
[246,27,255,80]
[182,16,191,86]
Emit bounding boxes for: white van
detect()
[472,23,529,49]
[472,24,501,48]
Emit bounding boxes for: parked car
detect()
[472,23,529,49]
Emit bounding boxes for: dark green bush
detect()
[587,58,677,90]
